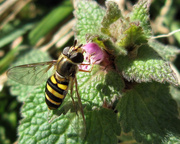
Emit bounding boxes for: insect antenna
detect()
[77,44,83,48]
[73,40,77,47]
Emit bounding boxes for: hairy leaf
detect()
[116,82,180,143]
[115,44,179,85]
[18,84,87,144]
[77,66,124,108]
[116,22,147,48]
[130,0,151,37]
[164,135,180,144]
[85,34,128,56]
[100,1,149,54]
[85,109,121,144]
[74,0,105,43]
[101,1,122,36]
[149,40,180,61]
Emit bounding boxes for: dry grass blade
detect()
[151,29,180,39]
[0,0,16,16]
[0,0,32,30]
[40,19,75,52]
[0,72,7,91]
[151,0,172,34]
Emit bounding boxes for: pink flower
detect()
[82,43,105,64]
[78,42,111,71]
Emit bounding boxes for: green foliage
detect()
[0,46,19,74]
[116,22,147,47]
[0,87,20,144]
[115,45,178,85]
[77,66,124,107]
[17,83,86,144]
[171,22,180,44]
[29,0,73,45]
[4,0,180,143]
[0,23,34,48]
[164,135,180,144]
[116,82,180,143]
[101,1,122,36]
[85,109,121,144]
[74,0,180,143]
[74,1,106,44]
[0,126,11,144]
[149,40,180,61]
[129,0,151,37]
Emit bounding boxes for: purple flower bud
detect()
[78,42,111,71]
[82,43,105,64]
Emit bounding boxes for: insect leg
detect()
[69,77,78,115]
[74,75,86,126]
[79,63,95,72]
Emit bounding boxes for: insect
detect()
[7,40,89,124]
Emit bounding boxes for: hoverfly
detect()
[7,40,89,125]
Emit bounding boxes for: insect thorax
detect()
[56,54,78,79]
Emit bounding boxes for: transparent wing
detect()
[7,60,57,85]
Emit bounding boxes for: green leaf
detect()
[0,22,34,48]
[115,44,179,85]
[116,82,180,143]
[0,46,19,74]
[170,22,180,44]
[116,22,147,48]
[101,1,122,36]
[74,0,105,44]
[0,126,11,144]
[149,40,180,61]
[18,84,86,144]
[103,38,128,56]
[99,1,148,53]
[85,34,128,56]
[29,0,73,45]
[85,109,121,144]
[170,86,180,108]
[77,66,124,108]
[118,131,138,144]
[164,135,180,144]
[130,0,151,37]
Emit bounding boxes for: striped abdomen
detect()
[45,74,69,110]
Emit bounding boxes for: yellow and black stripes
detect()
[45,75,69,110]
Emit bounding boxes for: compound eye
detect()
[70,52,84,63]
[62,47,70,56]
